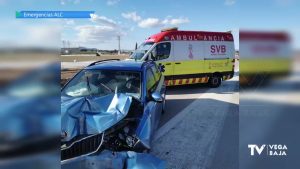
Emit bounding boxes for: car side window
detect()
[146,68,156,95]
[151,65,161,81]
[150,42,171,61]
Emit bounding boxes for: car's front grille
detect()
[61,133,104,161]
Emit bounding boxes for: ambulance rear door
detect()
[204,40,235,74]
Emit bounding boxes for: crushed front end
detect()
[61,92,155,165]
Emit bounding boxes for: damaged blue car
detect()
[61,59,166,167]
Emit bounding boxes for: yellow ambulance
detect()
[130,28,235,87]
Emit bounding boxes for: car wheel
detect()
[209,75,221,88]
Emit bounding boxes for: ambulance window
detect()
[154,42,171,60]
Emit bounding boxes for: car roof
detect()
[85,59,154,71]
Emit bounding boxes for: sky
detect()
[0,0,300,50]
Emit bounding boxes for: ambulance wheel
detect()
[209,76,221,88]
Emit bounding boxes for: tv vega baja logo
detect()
[248,144,287,156]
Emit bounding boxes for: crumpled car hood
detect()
[61,93,132,142]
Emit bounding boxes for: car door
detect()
[144,67,163,136]
[150,65,164,127]
[135,66,164,148]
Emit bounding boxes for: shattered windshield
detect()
[62,70,141,99]
[129,42,154,60]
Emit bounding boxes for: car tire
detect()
[209,75,221,88]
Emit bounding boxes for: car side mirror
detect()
[158,64,165,72]
[151,92,163,102]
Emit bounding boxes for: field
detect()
[61,54,129,62]
[61,54,129,85]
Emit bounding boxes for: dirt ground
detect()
[61,69,79,86]
[61,54,129,62]
[60,54,129,86]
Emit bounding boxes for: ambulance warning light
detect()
[161,27,178,32]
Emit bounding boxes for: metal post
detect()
[117,35,121,55]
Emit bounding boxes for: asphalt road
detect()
[159,83,211,127]
[159,59,239,127]
[152,71,239,169]
[239,62,300,169]
[152,60,300,169]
